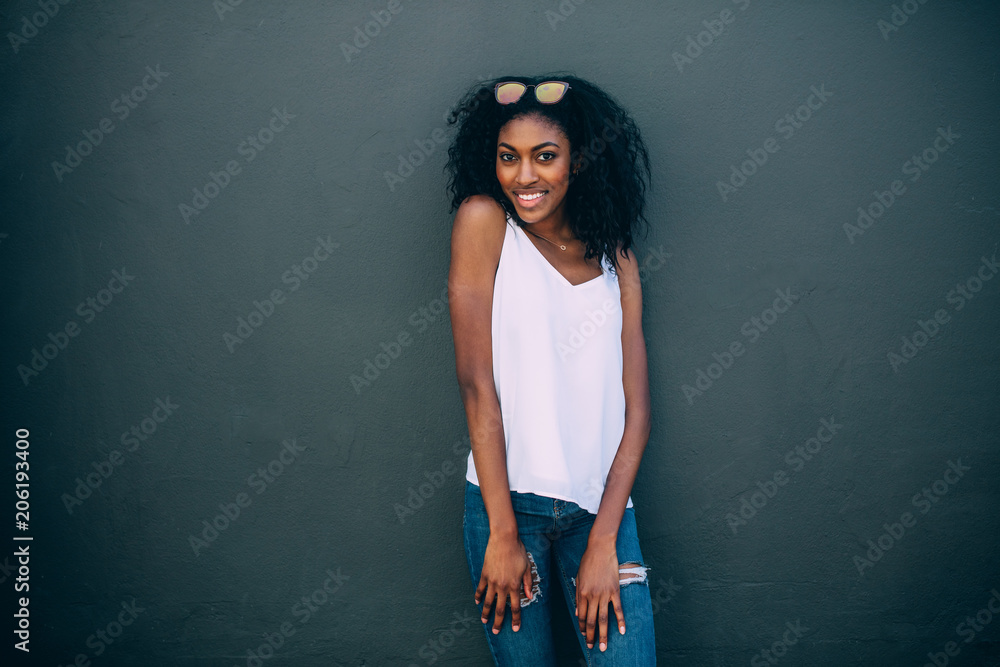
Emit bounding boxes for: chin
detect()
[514,207,547,223]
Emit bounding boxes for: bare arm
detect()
[575,244,652,651]
[449,194,516,538]
[448,194,533,633]
[590,243,652,544]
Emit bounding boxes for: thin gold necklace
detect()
[524,227,571,251]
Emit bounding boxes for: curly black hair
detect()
[443,73,652,277]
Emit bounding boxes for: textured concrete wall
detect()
[2,1,998,664]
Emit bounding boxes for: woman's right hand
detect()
[475,534,534,634]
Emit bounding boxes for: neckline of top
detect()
[507,215,605,289]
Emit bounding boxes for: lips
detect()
[514,190,547,207]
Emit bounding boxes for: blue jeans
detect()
[463,480,657,666]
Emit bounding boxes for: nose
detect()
[515,159,538,186]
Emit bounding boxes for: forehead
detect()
[497,114,568,147]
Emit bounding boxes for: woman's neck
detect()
[521,215,575,243]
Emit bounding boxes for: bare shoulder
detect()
[453,194,507,237]
[450,195,508,286]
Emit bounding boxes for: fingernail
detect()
[587,643,593,649]
[619,625,626,634]
[513,625,519,631]
[493,628,498,634]
[600,642,606,651]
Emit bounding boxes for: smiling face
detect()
[495,113,577,229]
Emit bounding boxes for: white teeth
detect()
[517,192,545,201]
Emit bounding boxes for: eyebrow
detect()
[497,141,561,152]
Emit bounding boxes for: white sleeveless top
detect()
[465,212,631,515]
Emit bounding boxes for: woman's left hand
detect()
[575,537,624,652]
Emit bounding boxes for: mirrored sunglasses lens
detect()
[535,82,567,103]
[496,83,526,104]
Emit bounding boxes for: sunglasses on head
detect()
[494,80,571,105]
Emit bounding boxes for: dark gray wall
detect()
[2,1,998,665]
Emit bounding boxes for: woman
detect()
[445,74,655,665]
